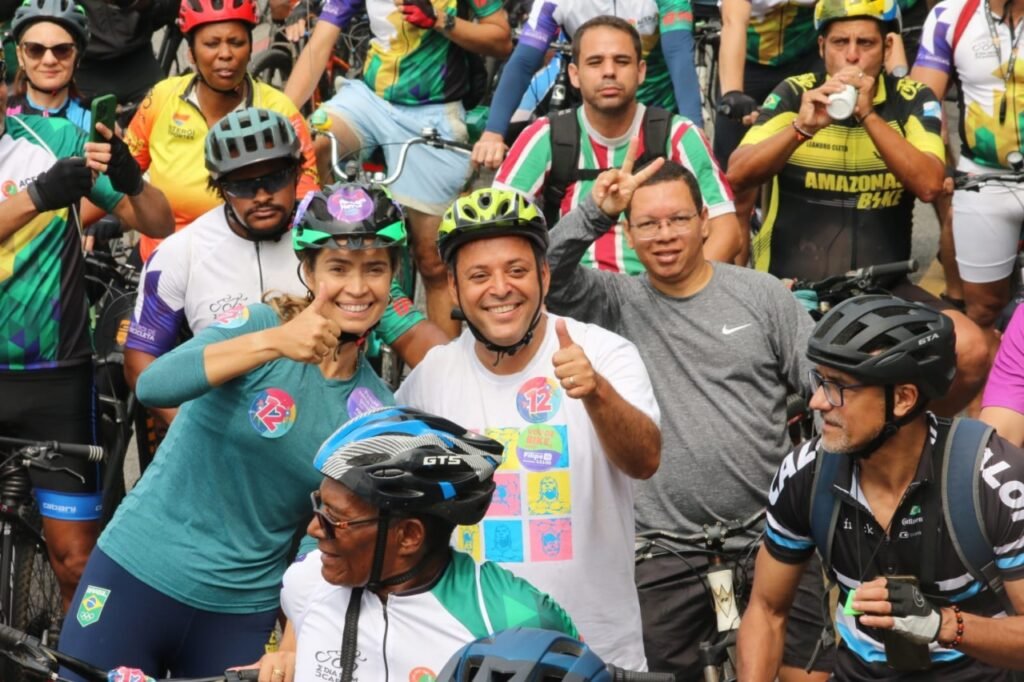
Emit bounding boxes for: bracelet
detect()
[856,110,879,125]
[937,605,965,648]
[792,121,815,142]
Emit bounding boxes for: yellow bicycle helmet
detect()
[437,188,548,265]
[814,0,901,33]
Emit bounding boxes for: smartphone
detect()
[881,576,932,672]
[89,94,118,143]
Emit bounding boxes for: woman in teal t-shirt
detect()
[58,184,415,679]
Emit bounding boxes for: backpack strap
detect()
[543,108,582,228]
[941,418,1016,614]
[951,0,980,57]
[809,448,843,570]
[636,106,673,167]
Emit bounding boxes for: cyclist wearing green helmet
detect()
[59,181,407,680]
[395,187,661,668]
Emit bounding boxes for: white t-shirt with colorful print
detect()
[396,314,659,670]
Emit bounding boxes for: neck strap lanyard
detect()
[984,0,1024,123]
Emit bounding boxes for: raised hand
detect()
[551,318,596,399]
[590,136,666,218]
[274,283,343,363]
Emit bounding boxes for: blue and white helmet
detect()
[313,407,504,525]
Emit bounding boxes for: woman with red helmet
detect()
[124,0,319,263]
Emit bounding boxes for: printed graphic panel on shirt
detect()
[215,305,250,329]
[484,519,525,562]
[529,518,573,561]
[517,424,568,471]
[527,471,571,516]
[489,472,522,517]
[455,523,483,562]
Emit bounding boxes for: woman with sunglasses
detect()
[6,0,92,131]
[125,0,318,263]
[57,173,409,679]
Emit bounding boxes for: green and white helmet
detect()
[292,184,407,253]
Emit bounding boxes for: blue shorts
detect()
[323,78,471,216]
[58,547,278,680]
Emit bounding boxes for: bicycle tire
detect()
[250,46,294,91]
[6,512,62,682]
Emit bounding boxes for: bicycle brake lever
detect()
[23,460,86,485]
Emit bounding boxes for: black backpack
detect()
[541,105,672,229]
[455,0,489,110]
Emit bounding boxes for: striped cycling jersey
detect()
[517,0,694,111]
[6,93,92,133]
[746,0,818,66]
[0,115,123,370]
[125,74,319,262]
[740,72,944,280]
[495,104,733,274]
[318,0,503,106]
[765,415,1024,680]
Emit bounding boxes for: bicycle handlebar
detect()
[0,436,105,463]
[790,259,918,297]
[637,509,766,549]
[953,167,1024,191]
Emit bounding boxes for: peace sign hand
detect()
[591,137,666,218]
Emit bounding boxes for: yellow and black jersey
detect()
[740,72,944,281]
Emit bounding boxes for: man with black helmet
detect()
[257,407,577,682]
[738,295,1024,680]
[395,187,661,670]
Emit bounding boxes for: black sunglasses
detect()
[310,491,379,539]
[219,166,296,199]
[20,41,76,61]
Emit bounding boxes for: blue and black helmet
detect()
[313,407,504,525]
[436,628,612,682]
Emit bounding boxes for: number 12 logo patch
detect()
[248,388,297,438]
[516,377,562,423]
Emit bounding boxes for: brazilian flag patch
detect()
[76,585,111,628]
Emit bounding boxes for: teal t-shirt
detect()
[99,303,395,612]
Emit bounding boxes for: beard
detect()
[820,419,885,460]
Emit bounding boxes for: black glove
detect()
[84,215,124,243]
[105,132,145,197]
[718,90,759,121]
[887,579,942,645]
[26,157,94,213]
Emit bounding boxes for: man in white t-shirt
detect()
[395,187,661,670]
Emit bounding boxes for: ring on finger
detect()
[271,669,285,680]
[567,376,576,387]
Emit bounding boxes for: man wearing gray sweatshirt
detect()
[544,151,832,681]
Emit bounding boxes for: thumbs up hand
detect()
[275,283,343,363]
[552,318,596,399]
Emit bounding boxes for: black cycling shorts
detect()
[0,364,102,520]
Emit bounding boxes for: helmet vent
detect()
[496,198,511,216]
[832,320,866,345]
[461,205,479,220]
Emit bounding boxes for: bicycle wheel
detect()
[6,511,62,682]
[250,47,294,90]
[694,25,720,139]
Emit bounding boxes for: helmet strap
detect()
[25,79,69,101]
[838,385,924,460]
[223,202,290,242]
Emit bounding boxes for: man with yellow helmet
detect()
[394,187,662,670]
[726,0,991,417]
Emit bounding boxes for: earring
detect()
[306,289,314,302]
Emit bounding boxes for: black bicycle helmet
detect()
[438,187,548,265]
[205,107,301,181]
[313,406,503,526]
[12,0,90,50]
[807,294,956,400]
[436,628,611,682]
[293,183,407,252]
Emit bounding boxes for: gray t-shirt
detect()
[547,197,814,544]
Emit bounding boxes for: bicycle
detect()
[0,437,105,682]
[693,0,721,137]
[85,243,143,527]
[0,621,260,682]
[308,109,473,388]
[634,510,765,682]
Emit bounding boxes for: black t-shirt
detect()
[765,415,1024,680]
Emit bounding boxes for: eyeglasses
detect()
[631,213,700,241]
[20,42,76,61]
[219,167,296,199]
[310,490,379,539]
[809,369,868,408]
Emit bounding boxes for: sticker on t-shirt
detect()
[484,519,525,562]
[347,386,384,416]
[408,667,436,682]
[248,388,297,438]
[516,376,562,423]
[517,424,568,471]
[215,305,250,328]
[530,518,573,561]
[76,585,110,628]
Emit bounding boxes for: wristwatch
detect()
[442,12,456,33]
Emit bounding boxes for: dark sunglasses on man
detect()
[219,166,296,199]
